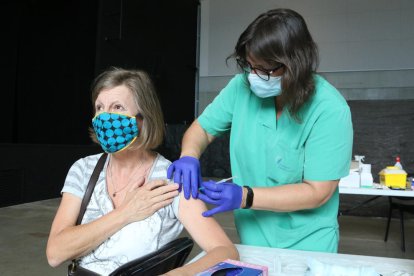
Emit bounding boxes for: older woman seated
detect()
[46,67,238,275]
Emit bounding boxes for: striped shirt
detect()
[61,153,182,275]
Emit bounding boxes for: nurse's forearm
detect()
[249,180,338,212]
[181,119,215,159]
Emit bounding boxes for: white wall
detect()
[197,0,414,114]
[200,0,414,76]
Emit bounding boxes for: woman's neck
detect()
[110,149,155,172]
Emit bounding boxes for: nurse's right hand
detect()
[167,156,202,200]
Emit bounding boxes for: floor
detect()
[1,198,414,276]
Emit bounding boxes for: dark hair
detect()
[229,8,319,120]
[89,67,165,150]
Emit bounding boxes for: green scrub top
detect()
[198,74,353,253]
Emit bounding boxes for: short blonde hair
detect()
[89,67,165,150]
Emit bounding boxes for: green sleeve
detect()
[304,104,353,181]
[198,74,243,136]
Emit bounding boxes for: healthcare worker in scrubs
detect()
[168,8,353,253]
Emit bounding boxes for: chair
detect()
[109,237,194,276]
[384,195,414,252]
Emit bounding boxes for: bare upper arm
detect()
[303,179,339,206]
[177,193,233,252]
[49,193,82,237]
[193,119,216,144]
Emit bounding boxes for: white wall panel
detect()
[200,0,414,75]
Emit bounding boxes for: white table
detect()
[338,184,414,215]
[191,244,414,276]
[340,183,414,197]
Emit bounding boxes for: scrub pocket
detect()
[266,141,304,185]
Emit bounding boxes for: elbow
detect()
[224,244,239,261]
[305,181,337,209]
[46,255,61,268]
[48,259,61,268]
[314,193,334,208]
[208,244,239,262]
[46,245,64,267]
[231,246,240,261]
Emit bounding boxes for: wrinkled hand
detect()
[167,156,202,200]
[121,179,179,223]
[198,180,242,217]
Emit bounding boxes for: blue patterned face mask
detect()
[92,112,139,153]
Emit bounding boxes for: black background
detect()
[1,0,198,145]
[0,0,198,206]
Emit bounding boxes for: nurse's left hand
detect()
[198,180,242,217]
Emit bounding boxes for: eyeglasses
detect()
[236,58,284,81]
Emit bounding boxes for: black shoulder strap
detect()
[76,153,108,225]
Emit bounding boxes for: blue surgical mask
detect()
[92,112,139,153]
[248,73,282,98]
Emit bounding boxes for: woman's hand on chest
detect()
[117,179,179,224]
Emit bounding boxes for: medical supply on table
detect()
[408,176,414,191]
[360,164,374,188]
[394,156,403,170]
[339,169,360,188]
[354,155,365,169]
[305,258,380,276]
[339,155,374,188]
[379,166,407,189]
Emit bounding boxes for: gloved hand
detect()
[167,156,202,200]
[198,180,242,217]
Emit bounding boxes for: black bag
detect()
[67,153,107,276]
[109,237,194,276]
[68,261,100,276]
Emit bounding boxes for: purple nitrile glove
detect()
[198,180,242,217]
[167,156,202,200]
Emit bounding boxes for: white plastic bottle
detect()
[354,155,365,187]
[354,155,365,172]
[394,156,403,170]
[360,164,374,187]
